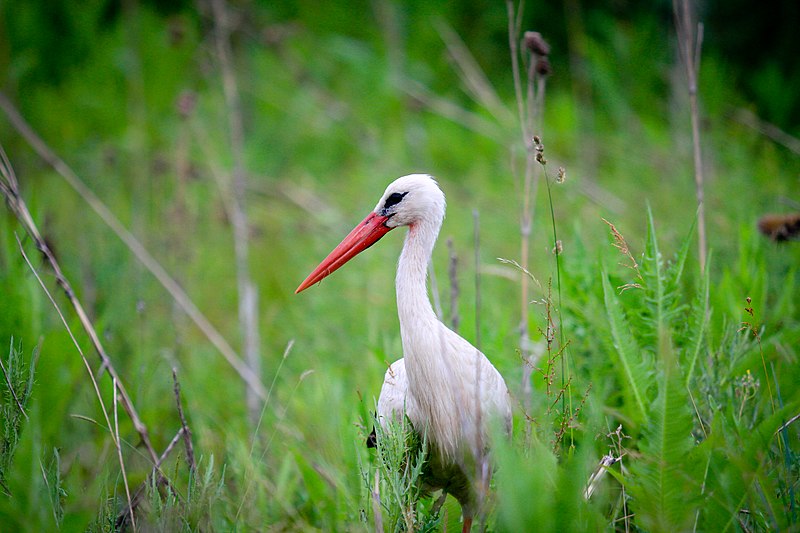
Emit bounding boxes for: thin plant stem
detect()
[235,339,295,523]
[210,0,262,425]
[250,339,296,454]
[740,300,776,416]
[172,369,196,473]
[17,236,136,531]
[429,262,444,321]
[372,470,383,533]
[734,108,800,155]
[447,237,460,332]
[507,0,526,138]
[0,95,267,401]
[673,0,707,272]
[507,4,552,429]
[118,426,187,528]
[112,377,136,532]
[543,167,572,450]
[237,344,311,524]
[507,0,535,419]
[2,144,190,528]
[0,143,158,463]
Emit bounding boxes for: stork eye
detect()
[383,192,407,209]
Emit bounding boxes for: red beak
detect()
[295,212,393,293]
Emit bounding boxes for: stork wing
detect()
[367,358,409,449]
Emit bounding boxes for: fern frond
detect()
[682,252,710,386]
[669,211,696,293]
[639,207,690,350]
[630,333,698,532]
[641,207,668,337]
[602,273,653,423]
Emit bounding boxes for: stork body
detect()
[296,174,512,531]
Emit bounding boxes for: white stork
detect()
[296,174,512,531]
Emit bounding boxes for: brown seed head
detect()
[757,213,800,242]
[535,56,552,76]
[524,31,551,56]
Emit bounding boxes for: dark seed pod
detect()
[535,56,552,76]
[523,31,550,56]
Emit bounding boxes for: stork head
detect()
[295,174,444,293]
[374,173,445,229]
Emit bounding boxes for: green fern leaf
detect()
[639,207,688,349]
[630,334,698,533]
[668,211,696,294]
[681,252,710,386]
[602,273,653,423]
[641,206,668,339]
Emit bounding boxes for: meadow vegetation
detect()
[0,1,798,531]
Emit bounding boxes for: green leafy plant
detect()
[0,338,36,495]
[362,415,442,532]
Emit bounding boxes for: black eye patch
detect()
[383,191,408,209]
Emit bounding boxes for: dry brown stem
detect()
[173,368,196,473]
[14,236,137,531]
[209,0,263,425]
[0,146,159,468]
[436,20,514,126]
[673,0,707,272]
[506,1,550,419]
[776,412,800,435]
[2,145,198,530]
[734,108,800,156]
[116,427,186,530]
[446,237,460,333]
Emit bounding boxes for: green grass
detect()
[0,2,799,532]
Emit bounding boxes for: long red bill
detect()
[295,212,393,293]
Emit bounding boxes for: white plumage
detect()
[297,174,512,531]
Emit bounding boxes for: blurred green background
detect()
[0,0,798,531]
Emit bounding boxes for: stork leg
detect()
[461,516,473,533]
